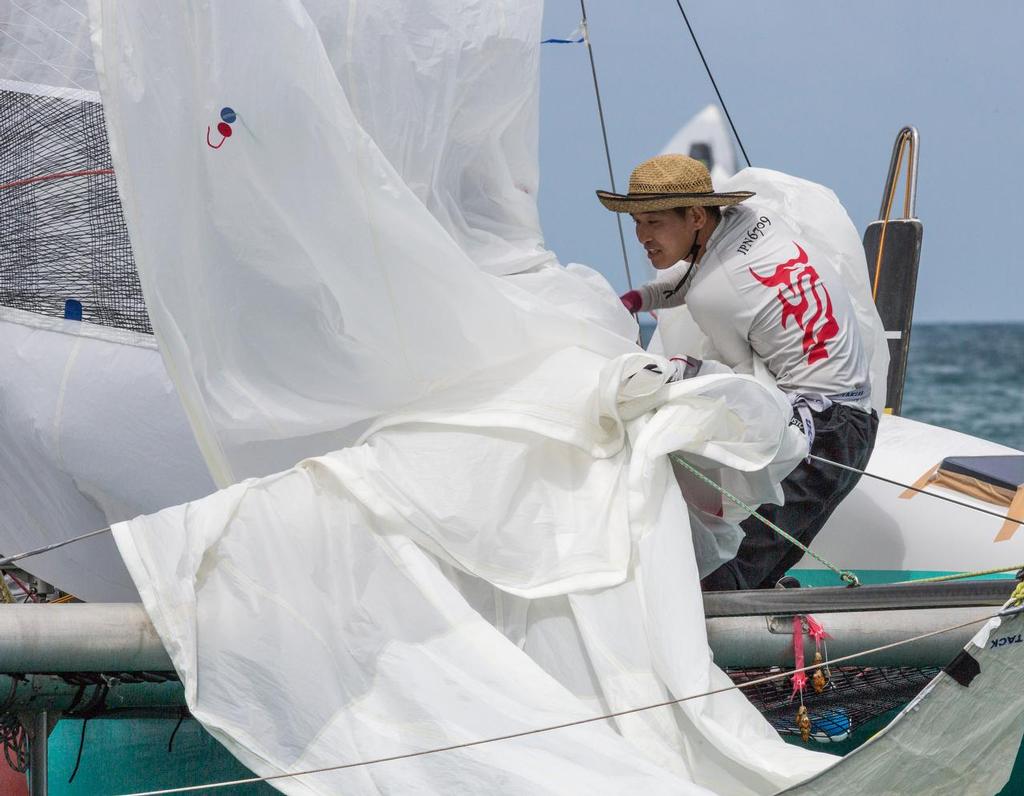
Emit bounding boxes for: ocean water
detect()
[902,322,1024,451]
[641,320,1024,450]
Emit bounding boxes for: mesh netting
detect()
[728,665,940,743]
[0,85,151,335]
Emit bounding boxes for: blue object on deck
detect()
[811,708,852,743]
[64,299,82,321]
[941,455,1024,492]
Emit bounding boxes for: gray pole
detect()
[29,710,47,796]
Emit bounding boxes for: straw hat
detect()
[596,154,753,213]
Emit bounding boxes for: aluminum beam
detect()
[0,597,1004,674]
[0,604,171,672]
[706,606,992,668]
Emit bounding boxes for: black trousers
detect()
[701,403,879,591]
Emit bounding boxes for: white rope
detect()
[117,609,1015,796]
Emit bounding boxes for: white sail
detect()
[0,1,215,600]
[1,0,1016,792]
[0,0,95,92]
[90,0,642,485]
[91,0,834,792]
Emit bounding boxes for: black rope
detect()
[167,709,188,754]
[68,717,89,784]
[672,1,752,168]
[579,0,634,290]
[808,454,1024,526]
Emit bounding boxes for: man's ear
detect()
[691,205,708,229]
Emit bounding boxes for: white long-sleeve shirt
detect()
[635,203,871,408]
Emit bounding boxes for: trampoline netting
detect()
[0,83,150,335]
[728,665,940,743]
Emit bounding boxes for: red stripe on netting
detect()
[0,168,114,192]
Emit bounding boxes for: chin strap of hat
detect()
[659,229,704,301]
[687,228,702,263]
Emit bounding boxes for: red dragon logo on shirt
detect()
[749,243,838,365]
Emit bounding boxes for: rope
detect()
[0,168,114,193]
[807,454,1024,527]
[5,571,37,603]
[871,142,903,300]
[67,716,89,784]
[672,1,751,168]
[871,129,916,300]
[117,609,1012,796]
[670,454,860,586]
[578,1,634,290]
[895,565,1024,586]
[7,449,1017,589]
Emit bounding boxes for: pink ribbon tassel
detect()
[791,615,807,698]
[805,614,831,644]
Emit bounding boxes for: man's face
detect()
[632,209,699,270]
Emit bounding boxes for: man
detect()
[597,154,878,590]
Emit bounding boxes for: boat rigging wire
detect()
[578,0,634,290]
[3,451,1019,574]
[117,607,1019,796]
[5,571,38,603]
[870,127,917,300]
[671,454,861,586]
[0,526,111,568]
[895,564,1024,585]
[675,453,1024,588]
[672,1,751,168]
[808,453,1024,527]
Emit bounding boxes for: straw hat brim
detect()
[596,189,754,214]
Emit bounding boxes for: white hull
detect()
[798,413,1023,578]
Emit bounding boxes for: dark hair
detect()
[673,205,722,223]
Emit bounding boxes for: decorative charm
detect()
[812,651,828,694]
[206,107,237,149]
[796,705,811,743]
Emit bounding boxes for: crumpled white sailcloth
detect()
[114,356,829,794]
[92,0,832,792]
[0,309,214,602]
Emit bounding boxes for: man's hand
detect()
[620,290,642,313]
[668,356,702,381]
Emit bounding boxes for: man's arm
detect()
[620,266,695,313]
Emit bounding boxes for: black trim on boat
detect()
[943,650,981,687]
[702,580,1017,618]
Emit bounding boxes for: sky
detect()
[537,1,1024,324]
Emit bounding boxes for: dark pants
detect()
[701,404,879,591]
